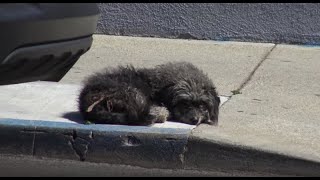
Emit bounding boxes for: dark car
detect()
[0,3,100,85]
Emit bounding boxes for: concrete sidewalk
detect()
[0,35,320,176]
[62,35,320,175]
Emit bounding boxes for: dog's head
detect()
[169,80,220,126]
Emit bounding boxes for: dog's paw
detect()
[206,119,218,126]
[148,105,170,123]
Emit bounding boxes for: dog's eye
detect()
[182,102,189,106]
[199,104,206,110]
[179,101,191,107]
[198,104,208,111]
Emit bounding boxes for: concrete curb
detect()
[184,136,320,176]
[1,118,320,176]
[0,118,190,169]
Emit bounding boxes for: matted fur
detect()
[78,62,220,126]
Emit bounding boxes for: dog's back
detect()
[79,62,220,126]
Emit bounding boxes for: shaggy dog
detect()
[78,62,220,126]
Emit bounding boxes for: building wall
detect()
[96,3,320,45]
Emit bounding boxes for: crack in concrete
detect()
[163,138,180,165]
[218,44,277,108]
[178,132,192,169]
[21,127,48,156]
[236,44,277,93]
[63,130,93,162]
[121,135,141,147]
[165,138,177,141]
[179,145,187,165]
[31,129,36,156]
[89,131,94,139]
[21,129,48,134]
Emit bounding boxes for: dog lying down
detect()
[78,62,220,126]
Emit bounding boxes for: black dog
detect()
[78,62,220,126]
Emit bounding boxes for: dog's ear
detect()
[217,96,221,107]
[209,96,220,126]
[207,88,220,126]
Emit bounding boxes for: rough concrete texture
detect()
[0,118,190,169]
[192,45,320,168]
[61,35,274,96]
[97,3,320,45]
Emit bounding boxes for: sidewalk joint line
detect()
[236,44,277,92]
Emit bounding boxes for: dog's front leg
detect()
[147,105,170,124]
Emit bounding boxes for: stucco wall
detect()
[96,3,320,45]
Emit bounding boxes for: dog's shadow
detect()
[62,111,86,124]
